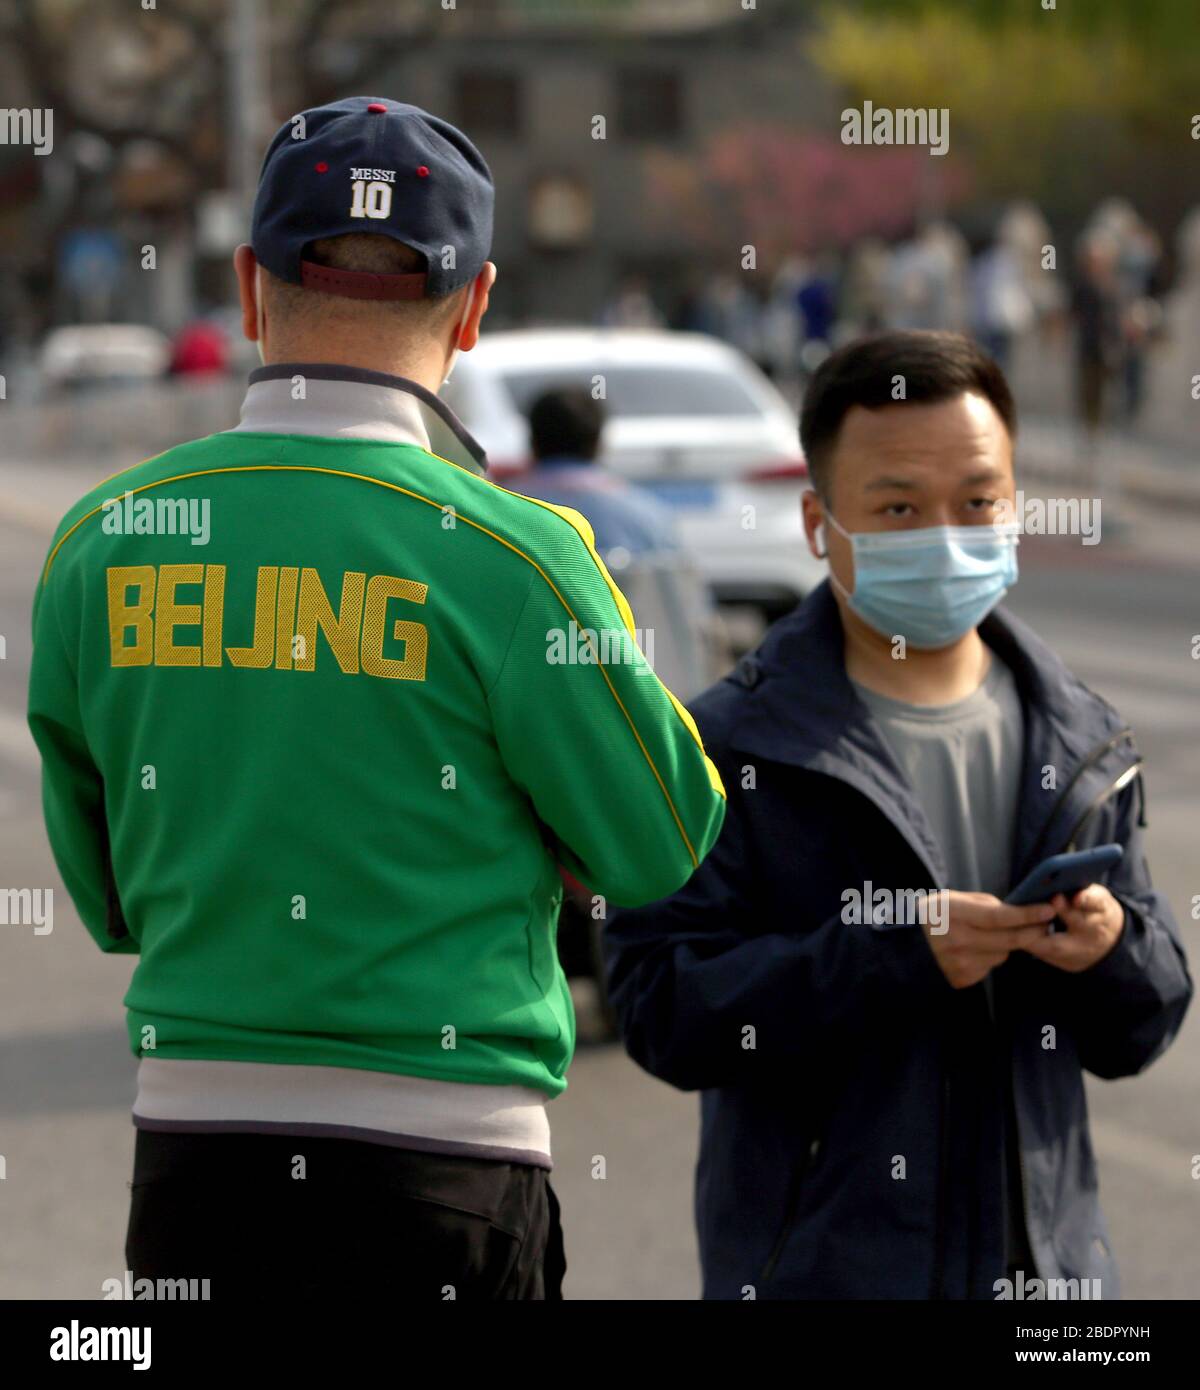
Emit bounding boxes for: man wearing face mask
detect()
[605,331,1190,1300]
[28,98,726,1299]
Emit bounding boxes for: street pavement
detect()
[0,445,1196,1299]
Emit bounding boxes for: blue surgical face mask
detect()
[822,511,1019,649]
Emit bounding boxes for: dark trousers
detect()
[126,1129,566,1300]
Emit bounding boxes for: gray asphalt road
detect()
[0,463,1196,1299]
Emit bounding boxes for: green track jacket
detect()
[28,367,726,1097]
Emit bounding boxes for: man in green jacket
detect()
[27,97,725,1300]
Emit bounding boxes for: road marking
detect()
[1090,1117,1195,1187]
[0,707,37,769]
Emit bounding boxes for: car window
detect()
[497,365,763,418]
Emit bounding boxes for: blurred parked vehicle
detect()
[38,324,171,392]
[443,328,823,624]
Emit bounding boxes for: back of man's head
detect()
[528,387,605,463]
[262,233,467,359]
[240,97,496,385]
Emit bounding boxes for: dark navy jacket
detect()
[605,582,1191,1300]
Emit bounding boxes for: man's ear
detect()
[234,244,260,345]
[801,489,827,561]
[455,262,497,352]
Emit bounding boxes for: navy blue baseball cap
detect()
[251,96,494,301]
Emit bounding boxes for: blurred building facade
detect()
[0,2,835,346]
[367,13,835,326]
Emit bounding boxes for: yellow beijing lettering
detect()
[155,564,203,667]
[226,566,278,668]
[202,565,225,666]
[295,569,365,673]
[106,563,428,681]
[274,566,300,669]
[361,574,429,681]
[107,566,156,666]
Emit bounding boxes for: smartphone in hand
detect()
[1006,844,1123,932]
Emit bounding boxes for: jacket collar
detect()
[727,581,1134,885]
[232,363,489,476]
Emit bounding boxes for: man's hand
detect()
[924,891,1057,990]
[1020,883,1126,974]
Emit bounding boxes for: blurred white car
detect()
[39,324,171,389]
[443,328,824,621]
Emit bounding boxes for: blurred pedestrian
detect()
[839,236,892,337]
[997,201,1064,326]
[968,235,1032,372]
[602,274,664,329]
[1071,232,1124,458]
[886,222,969,331]
[760,257,806,386]
[515,386,678,557]
[1116,220,1164,424]
[795,251,839,377]
[695,274,766,369]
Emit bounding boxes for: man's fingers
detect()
[1067,884,1104,911]
[957,921,1057,949]
[937,923,1050,952]
[1057,898,1108,928]
[1022,931,1078,963]
[962,899,1057,930]
[1005,924,1060,950]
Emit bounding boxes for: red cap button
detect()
[366,103,387,113]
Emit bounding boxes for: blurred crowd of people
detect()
[10,195,1178,460]
[603,199,1170,441]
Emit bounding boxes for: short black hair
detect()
[528,386,605,462]
[799,331,1017,498]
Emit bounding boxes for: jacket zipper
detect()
[759,1136,821,1287]
[1021,731,1137,873]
